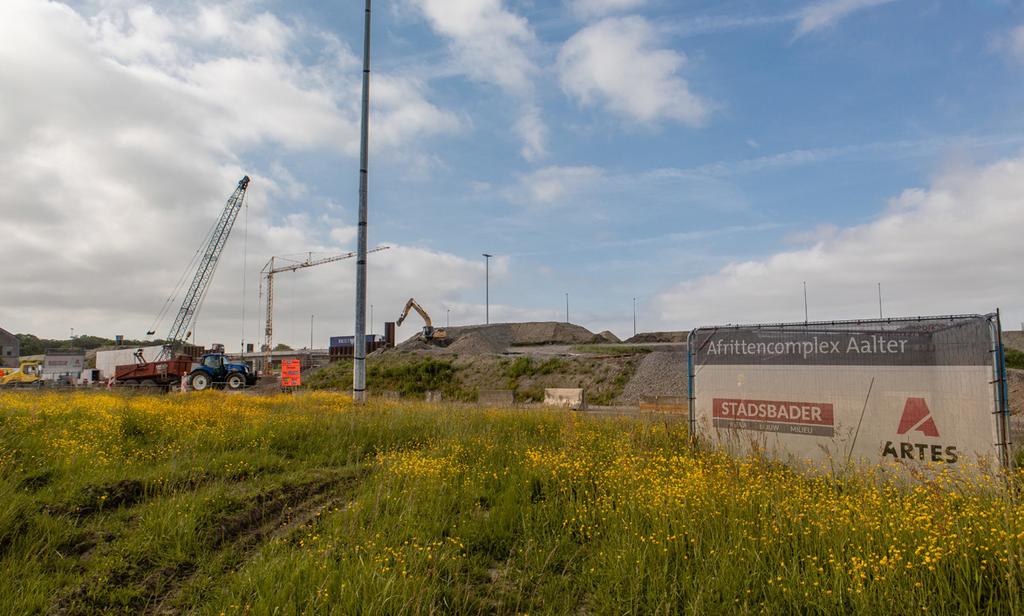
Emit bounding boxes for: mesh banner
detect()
[689,315,1010,472]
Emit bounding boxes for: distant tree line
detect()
[15,334,169,356]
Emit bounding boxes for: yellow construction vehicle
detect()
[396,298,447,342]
[0,359,43,387]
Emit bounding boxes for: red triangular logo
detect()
[896,398,939,437]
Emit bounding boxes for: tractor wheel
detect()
[140,379,157,389]
[226,373,246,390]
[189,372,211,391]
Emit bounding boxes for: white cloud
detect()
[557,16,709,125]
[515,105,548,162]
[1013,25,1024,61]
[794,0,898,37]
[655,157,1024,327]
[517,166,605,205]
[410,0,537,94]
[568,0,646,19]
[408,0,547,161]
[993,24,1024,63]
[0,0,469,347]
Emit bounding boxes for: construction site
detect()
[1,167,1020,439]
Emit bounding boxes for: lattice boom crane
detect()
[163,175,251,344]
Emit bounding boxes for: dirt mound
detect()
[597,330,621,343]
[507,322,600,346]
[446,331,507,355]
[616,351,688,405]
[626,331,689,344]
[394,321,602,355]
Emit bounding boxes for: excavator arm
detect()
[396,298,432,328]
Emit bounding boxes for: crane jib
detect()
[166,176,251,344]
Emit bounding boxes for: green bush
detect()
[1004,347,1024,370]
[307,358,461,399]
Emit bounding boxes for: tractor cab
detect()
[187,353,256,391]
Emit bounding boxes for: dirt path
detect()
[50,471,366,616]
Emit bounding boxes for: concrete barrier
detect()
[544,388,586,410]
[425,390,443,403]
[638,395,688,414]
[380,391,401,400]
[478,389,515,407]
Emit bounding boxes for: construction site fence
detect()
[686,313,1012,472]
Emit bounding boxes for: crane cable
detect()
[146,210,219,338]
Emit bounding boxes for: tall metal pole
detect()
[310,314,314,350]
[877,283,883,318]
[633,297,636,337]
[565,293,569,323]
[483,253,492,324]
[353,0,372,403]
[803,281,808,323]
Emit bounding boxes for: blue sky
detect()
[1,0,1022,347]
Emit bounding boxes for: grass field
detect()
[0,391,1022,615]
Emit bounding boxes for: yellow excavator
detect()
[396,298,447,342]
[0,359,43,387]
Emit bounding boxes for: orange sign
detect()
[280,359,302,387]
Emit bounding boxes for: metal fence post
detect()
[687,329,696,442]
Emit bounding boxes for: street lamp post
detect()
[565,293,569,324]
[483,253,492,324]
[352,0,372,403]
[633,297,636,337]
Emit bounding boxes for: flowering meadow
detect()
[0,390,1021,614]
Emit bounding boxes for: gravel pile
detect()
[597,330,621,343]
[1009,368,1023,416]
[616,351,688,405]
[394,321,602,355]
[1003,331,1024,352]
[446,331,507,355]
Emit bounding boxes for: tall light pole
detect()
[633,297,636,337]
[483,253,492,324]
[446,308,450,328]
[370,304,374,336]
[352,0,372,403]
[310,314,314,350]
[877,283,883,319]
[565,293,569,323]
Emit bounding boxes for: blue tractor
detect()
[187,354,257,391]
